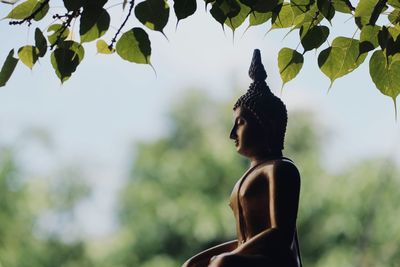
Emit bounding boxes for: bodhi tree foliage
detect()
[0,0,400,109]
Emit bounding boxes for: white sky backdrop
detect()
[0,1,399,237]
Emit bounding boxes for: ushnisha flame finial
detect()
[248,49,267,82]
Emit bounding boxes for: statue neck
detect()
[249,150,283,168]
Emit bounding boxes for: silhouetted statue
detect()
[183,50,302,267]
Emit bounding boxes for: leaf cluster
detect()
[1,0,400,114]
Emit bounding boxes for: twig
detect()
[50,10,81,49]
[9,0,50,26]
[109,0,135,49]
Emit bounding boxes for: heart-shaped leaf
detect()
[6,0,48,20]
[0,50,19,87]
[271,3,294,29]
[278,47,304,87]
[370,50,400,117]
[96,40,114,54]
[134,0,169,34]
[173,0,197,24]
[116,27,151,64]
[18,45,39,69]
[80,7,110,43]
[300,25,329,52]
[50,41,84,83]
[210,0,241,28]
[317,0,335,22]
[318,37,367,88]
[225,1,250,31]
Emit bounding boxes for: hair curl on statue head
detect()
[233,49,288,151]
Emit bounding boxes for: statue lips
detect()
[234,139,239,147]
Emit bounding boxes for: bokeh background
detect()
[1,1,400,266]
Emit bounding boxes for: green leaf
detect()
[377,25,400,58]
[5,0,48,20]
[317,0,335,22]
[369,50,400,115]
[388,9,400,25]
[293,3,323,28]
[239,0,280,12]
[58,41,85,62]
[0,49,19,87]
[290,0,314,15]
[332,0,353,13]
[359,25,380,54]
[278,47,304,87]
[35,27,47,57]
[271,3,294,29]
[173,0,197,23]
[134,0,170,34]
[33,0,49,21]
[225,1,250,31]
[210,0,240,27]
[96,40,114,54]
[116,28,151,64]
[354,0,381,29]
[255,0,282,12]
[300,25,329,52]
[318,37,367,87]
[249,11,272,26]
[82,0,107,8]
[388,0,400,8]
[63,0,82,11]
[50,41,84,83]
[47,24,70,46]
[17,45,39,69]
[80,7,110,43]
[388,25,400,39]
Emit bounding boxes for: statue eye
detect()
[237,118,245,125]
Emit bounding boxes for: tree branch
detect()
[109,0,135,49]
[9,0,50,26]
[50,10,81,50]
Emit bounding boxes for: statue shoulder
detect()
[259,158,300,185]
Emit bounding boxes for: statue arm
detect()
[233,162,301,255]
[182,240,238,267]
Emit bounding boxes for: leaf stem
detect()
[105,2,124,10]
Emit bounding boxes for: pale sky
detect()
[0,2,399,237]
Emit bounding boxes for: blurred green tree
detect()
[0,143,94,267]
[113,90,400,267]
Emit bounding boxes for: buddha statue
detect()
[182,49,302,267]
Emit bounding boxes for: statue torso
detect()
[229,158,301,266]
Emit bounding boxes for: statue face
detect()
[230,107,267,158]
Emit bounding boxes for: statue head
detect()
[230,49,287,157]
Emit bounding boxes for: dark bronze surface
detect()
[183,50,301,267]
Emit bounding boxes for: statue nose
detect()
[229,127,237,140]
